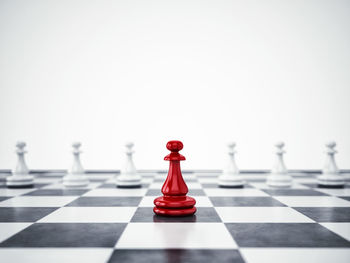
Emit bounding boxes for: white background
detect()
[0,0,349,170]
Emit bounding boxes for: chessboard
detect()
[0,171,349,263]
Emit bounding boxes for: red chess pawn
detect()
[153,141,196,216]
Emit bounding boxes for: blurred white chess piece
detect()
[266,142,292,188]
[218,142,244,187]
[317,141,345,188]
[63,142,89,188]
[116,142,142,188]
[6,141,34,188]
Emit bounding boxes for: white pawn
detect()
[218,142,244,188]
[317,141,345,188]
[116,142,142,188]
[266,142,292,188]
[7,141,34,188]
[63,142,89,188]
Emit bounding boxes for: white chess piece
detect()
[63,142,89,188]
[218,142,244,187]
[6,141,34,188]
[116,142,142,188]
[317,141,345,188]
[266,142,292,188]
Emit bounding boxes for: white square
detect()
[154,175,167,181]
[197,177,218,184]
[244,174,267,180]
[273,196,350,207]
[141,178,154,184]
[83,188,147,197]
[204,188,269,197]
[182,175,197,181]
[240,248,350,263]
[215,207,314,223]
[116,223,237,249]
[0,223,32,242]
[321,223,350,241]
[0,188,36,197]
[0,196,78,207]
[316,188,350,197]
[148,182,164,189]
[34,178,61,184]
[193,172,220,177]
[112,175,154,184]
[293,177,318,184]
[105,177,117,183]
[86,174,113,180]
[0,248,113,263]
[139,196,213,207]
[39,207,136,223]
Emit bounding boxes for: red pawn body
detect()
[153,141,197,216]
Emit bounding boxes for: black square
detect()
[99,183,119,188]
[0,196,11,202]
[294,207,350,222]
[108,249,245,263]
[35,183,51,188]
[131,207,221,223]
[66,197,142,207]
[0,207,58,222]
[146,189,205,196]
[24,189,89,196]
[225,223,350,247]
[261,189,328,196]
[210,197,285,207]
[0,223,127,247]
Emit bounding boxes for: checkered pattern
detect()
[0,172,350,263]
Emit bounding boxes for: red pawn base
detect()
[153,196,197,217]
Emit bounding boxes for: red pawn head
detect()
[166,141,183,151]
[165,140,186,161]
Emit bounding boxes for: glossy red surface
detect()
[153,140,197,216]
[153,206,197,216]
